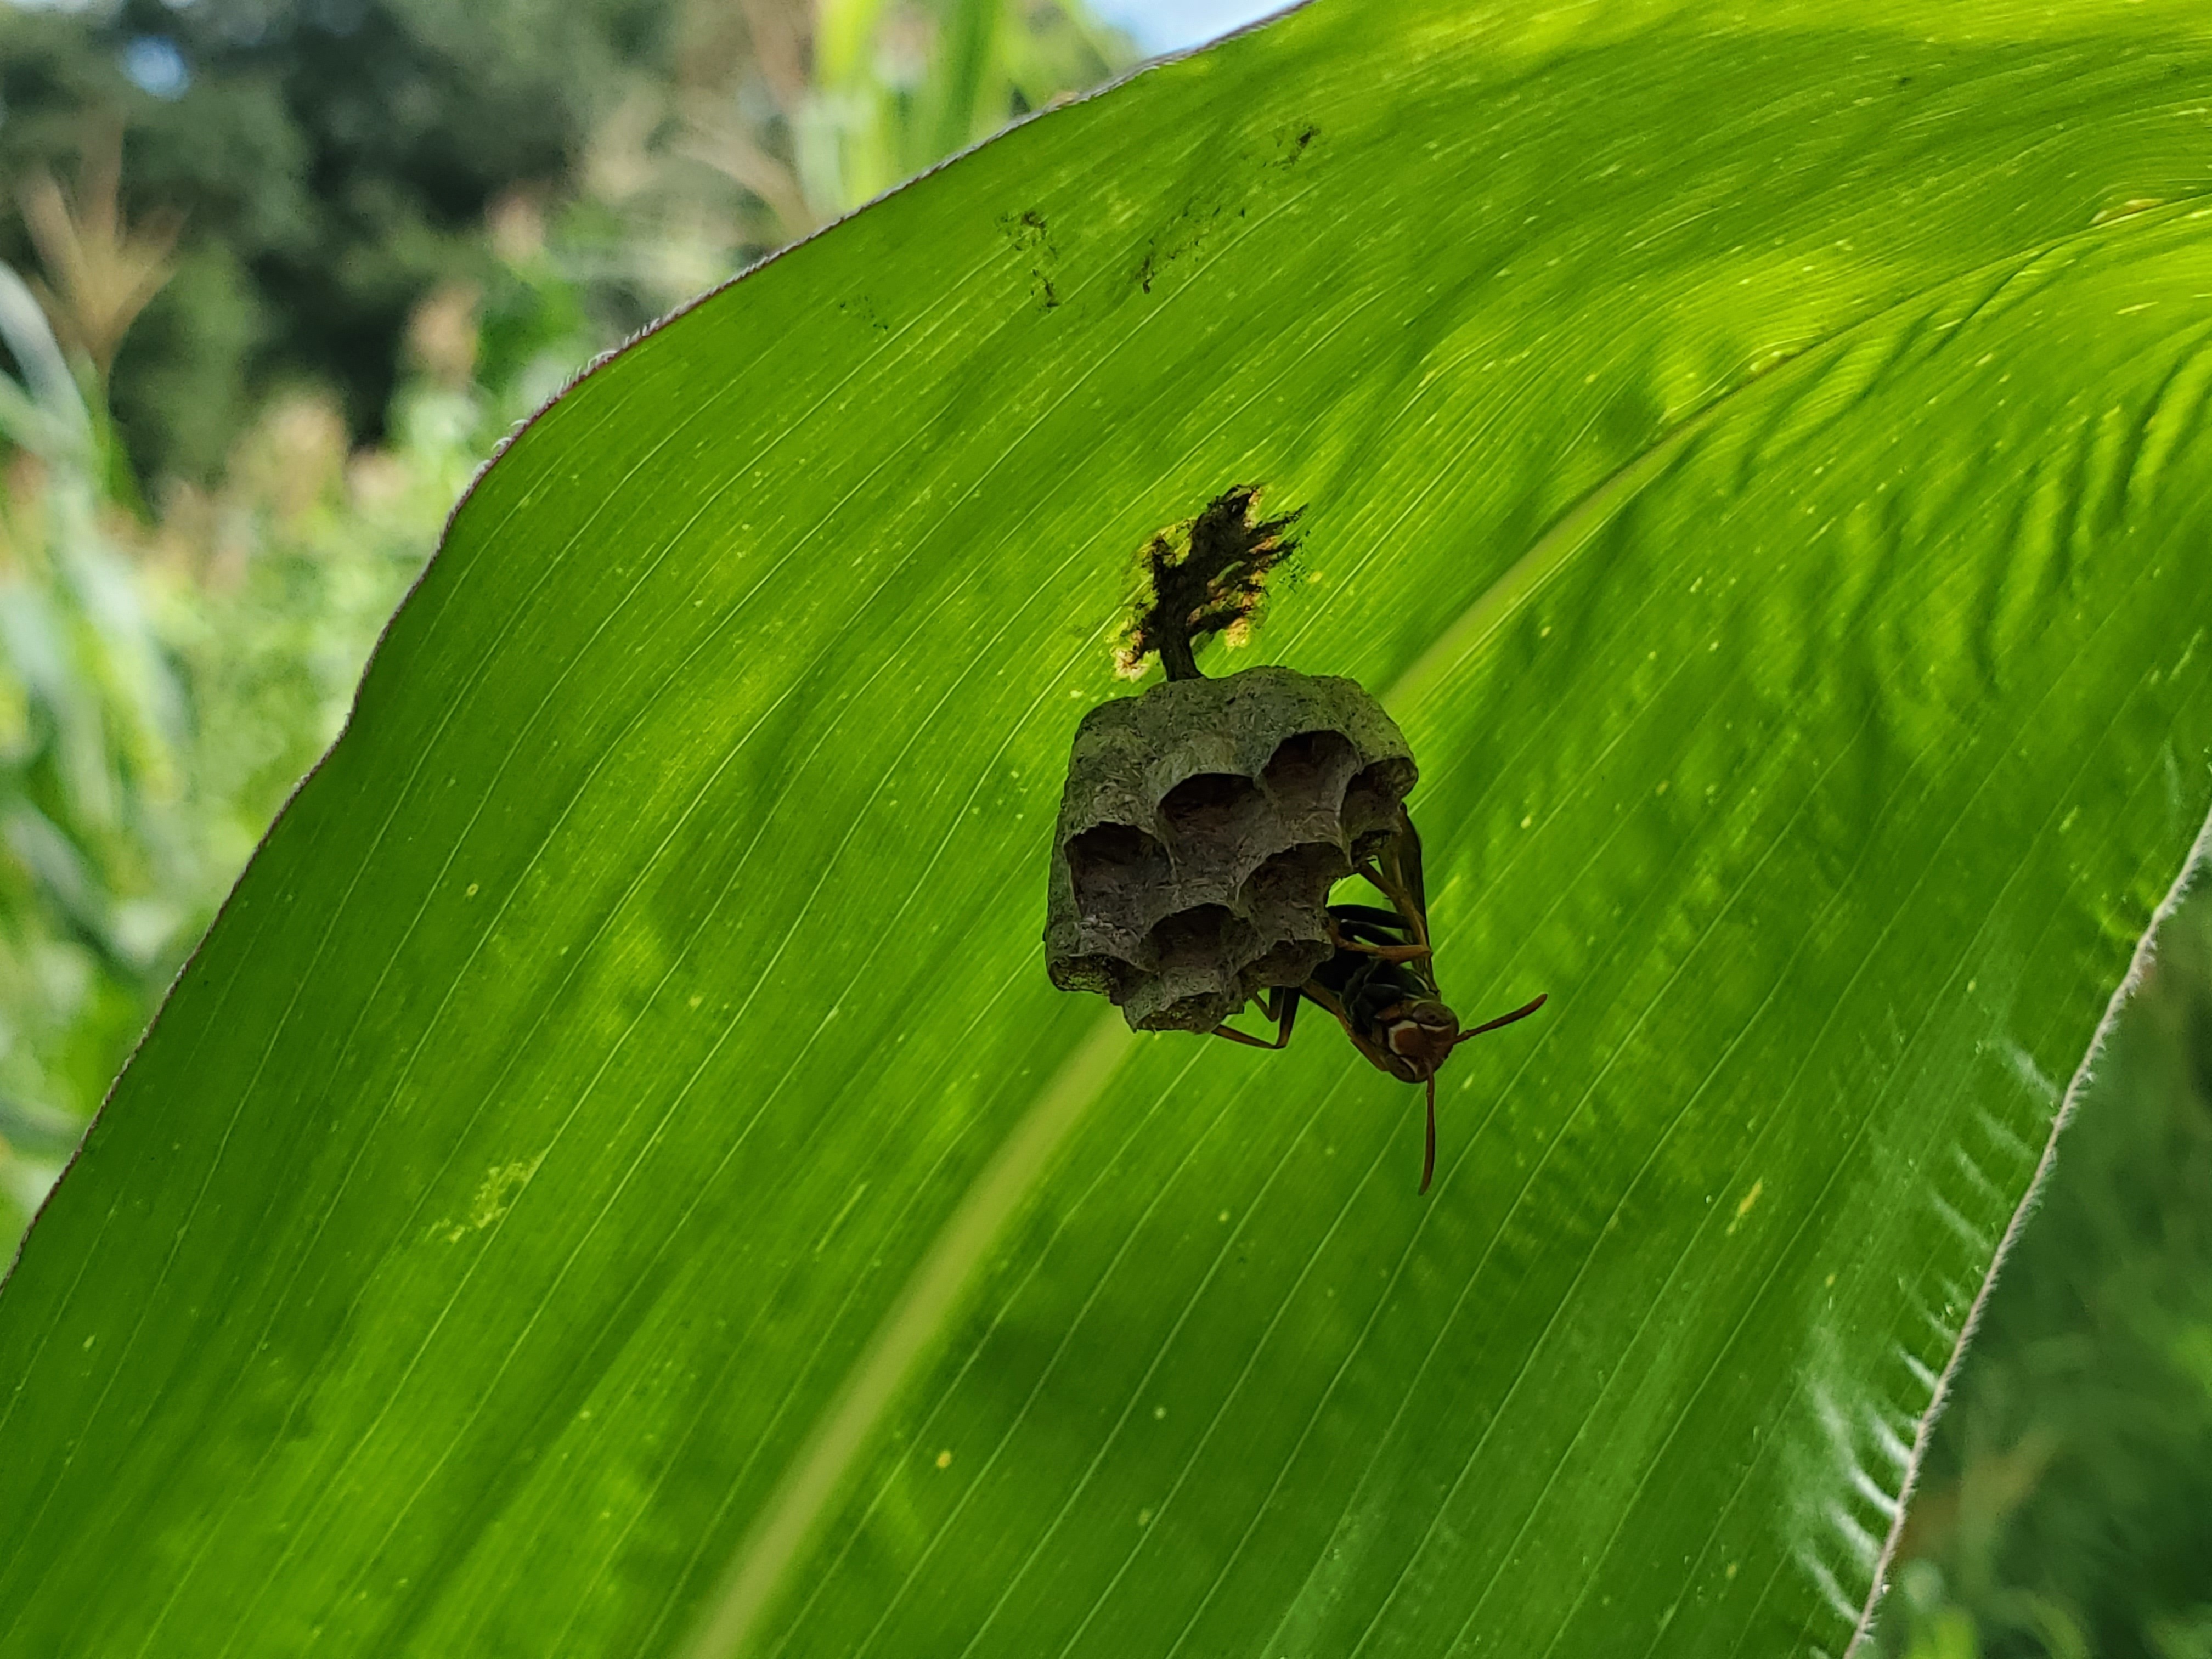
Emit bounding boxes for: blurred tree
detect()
[0,0,1133,485]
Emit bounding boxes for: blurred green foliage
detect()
[1874,887,2212,1657]
[0,264,479,1240]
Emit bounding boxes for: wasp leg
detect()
[1327,910,1432,963]
[1371,805,1442,946]
[1330,903,1413,932]
[1211,985,1301,1051]
[1358,806,1436,952]
[1352,859,1397,902]
[1453,991,1548,1043]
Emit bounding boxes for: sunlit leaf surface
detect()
[7,2,2212,1654]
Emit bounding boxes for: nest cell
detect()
[1158,769,1274,890]
[1260,729,1362,844]
[1124,904,1257,1030]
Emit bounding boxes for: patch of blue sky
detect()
[1090,0,1297,56]
[121,34,191,99]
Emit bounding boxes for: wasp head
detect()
[1375,998,1463,1082]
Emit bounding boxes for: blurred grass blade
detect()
[928,0,1004,160]
[7,2,2212,1656]
[0,263,89,455]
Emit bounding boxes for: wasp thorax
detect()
[1045,665,1417,1032]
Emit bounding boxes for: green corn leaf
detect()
[7,2,2212,1654]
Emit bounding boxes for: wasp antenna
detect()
[1455,991,1549,1043]
[1419,1075,1438,1195]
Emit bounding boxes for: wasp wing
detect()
[1363,802,1432,951]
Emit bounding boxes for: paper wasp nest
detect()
[1046,665,1417,1032]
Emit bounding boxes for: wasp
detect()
[1212,804,1546,1194]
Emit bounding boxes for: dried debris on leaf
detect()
[1118,485,1302,682]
